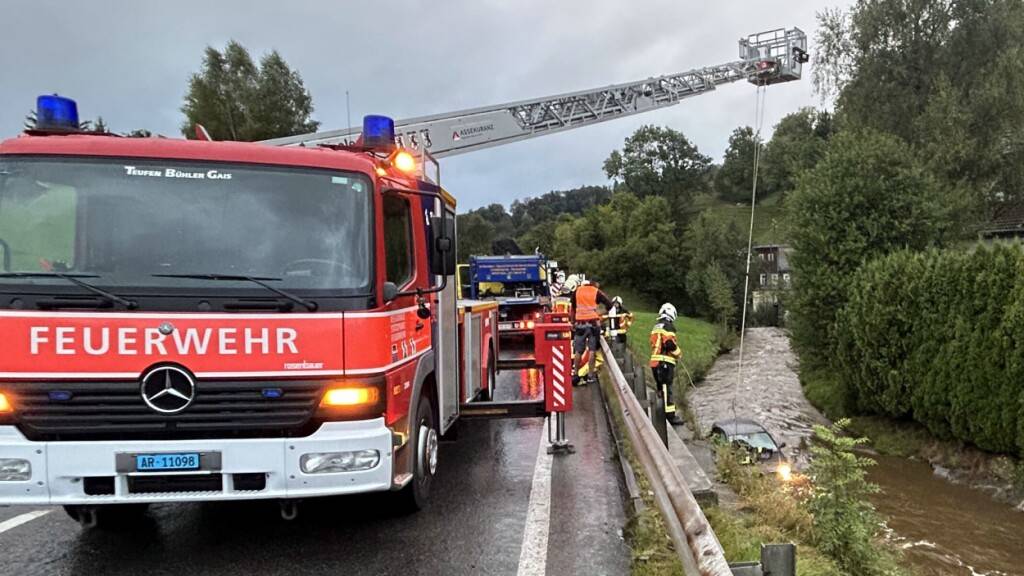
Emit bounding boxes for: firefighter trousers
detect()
[651,361,677,415]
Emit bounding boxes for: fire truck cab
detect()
[0,97,506,522]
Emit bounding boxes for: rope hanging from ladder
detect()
[731,83,769,422]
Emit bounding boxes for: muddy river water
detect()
[870,454,1024,576]
[687,327,1024,576]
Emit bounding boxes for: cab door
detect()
[422,196,459,433]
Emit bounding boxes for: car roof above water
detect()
[712,418,767,436]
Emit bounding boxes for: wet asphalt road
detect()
[0,366,630,576]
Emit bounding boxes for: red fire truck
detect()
[0,96,576,526]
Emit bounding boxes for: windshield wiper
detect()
[153,273,318,312]
[0,272,138,309]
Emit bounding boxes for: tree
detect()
[181,41,319,141]
[762,108,833,196]
[683,210,745,323]
[702,262,737,327]
[814,0,1024,214]
[603,125,711,216]
[474,204,516,241]
[787,130,946,366]
[814,0,954,140]
[714,126,759,203]
[90,117,109,134]
[457,213,495,260]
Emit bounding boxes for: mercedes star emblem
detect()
[140,366,196,414]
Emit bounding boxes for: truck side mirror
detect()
[430,214,456,276]
[382,281,399,303]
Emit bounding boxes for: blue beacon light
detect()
[362,115,396,150]
[35,94,80,132]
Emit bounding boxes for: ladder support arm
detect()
[263,28,806,158]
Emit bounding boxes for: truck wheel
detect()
[479,351,495,401]
[398,393,438,512]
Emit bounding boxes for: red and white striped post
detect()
[534,323,574,454]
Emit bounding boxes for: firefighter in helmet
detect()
[649,303,683,424]
[605,295,633,343]
[550,270,566,298]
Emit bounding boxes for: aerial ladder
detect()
[265,27,807,453]
[265,28,808,158]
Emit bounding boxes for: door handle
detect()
[415,321,425,331]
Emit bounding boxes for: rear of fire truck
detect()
[468,254,549,337]
[0,97,467,525]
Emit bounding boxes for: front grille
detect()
[129,473,223,494]
[6,379,325,441]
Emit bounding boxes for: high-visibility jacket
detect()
[552,297,572,315]
[649,320,682,367]
[574,285,603,322]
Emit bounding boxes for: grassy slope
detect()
[602,283,720,382]
[694,192,789,246]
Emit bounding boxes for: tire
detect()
[397,393,438,512]
[479,350,496,401]
[63,504,150,528]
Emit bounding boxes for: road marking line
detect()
[517,419,554,576]
[0,510,50,535]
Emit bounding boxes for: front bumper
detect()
[0,420,394,505]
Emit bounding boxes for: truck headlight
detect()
[0,458,31,482]
[300,450,380,474]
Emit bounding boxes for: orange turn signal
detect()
[0,393,12,413]
[392,150,416,173]
[320,387,380,408]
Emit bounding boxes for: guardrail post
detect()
[609,338,621,362]
[622,345,634,374]
[649,386,669,448]
[761,544,796,576]
[631,366,648,411]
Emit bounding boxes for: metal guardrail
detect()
[600,337,732,576]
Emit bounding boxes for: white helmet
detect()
[658,303,677,322]
[612,295,623,307]
[555,271,566,283]
[563,275,579,293]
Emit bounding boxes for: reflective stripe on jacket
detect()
[649,322,681,367]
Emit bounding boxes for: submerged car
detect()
[710,418,791,480]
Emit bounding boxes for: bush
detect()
[805,420,900,576]
[834,244,1024,455]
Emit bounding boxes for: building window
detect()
[783,273,791,286]
[771,273,779,286]
[383,194,414,287]
[767,252,775,262]
[759,253,765,261]
[759,273,767,286]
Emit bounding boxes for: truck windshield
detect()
[0,157,372,293]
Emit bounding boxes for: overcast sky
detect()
[0,0,851,211]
